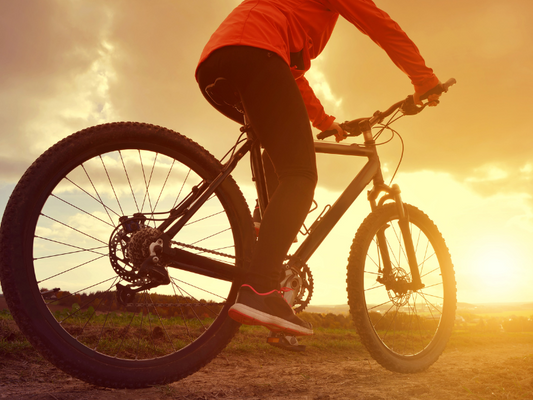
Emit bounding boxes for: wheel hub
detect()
[385,267,411,307]
[108,217,162,284]
[127,227,161,268]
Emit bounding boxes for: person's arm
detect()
[295,75,336,131]
[296,76,349,141]
[327,0,439,95]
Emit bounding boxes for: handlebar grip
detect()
[316,129,337,140]
[419,78,457,100]
[442,78,457,91]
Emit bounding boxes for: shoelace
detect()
[279,287,293,295]
[279,287,295,311]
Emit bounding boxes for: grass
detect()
[225,325,368,357]
[3,307,533,358]
[0,311,34,357]
[3,309,533,399]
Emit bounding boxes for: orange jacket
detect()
[197,0,438,131]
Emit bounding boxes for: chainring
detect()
[281,263,314,313]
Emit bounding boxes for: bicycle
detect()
[0,78,457,388]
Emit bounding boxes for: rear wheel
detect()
[0,122,254,387]
[347,203,456,372]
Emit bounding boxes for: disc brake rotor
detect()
[108,220,161,285]
[387,267,411,307]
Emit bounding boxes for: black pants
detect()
[197,46,317,292]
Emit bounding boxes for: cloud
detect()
[1,0,532,202]
[2,0,532,304]
[0,0,113,180]
[102,1,242,155]
[317,0,533,203]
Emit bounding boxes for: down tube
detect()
[292,159,379,263]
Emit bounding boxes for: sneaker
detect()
[228,284,313,336]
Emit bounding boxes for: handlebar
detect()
[420,78,456,100]
[316,78,456,141]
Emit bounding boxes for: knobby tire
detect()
[347,203,456,373]
[0,122,255,388]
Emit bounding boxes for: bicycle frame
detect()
[155,122,424,293]
[154,79,458,293]
[251,127,423,290]
[281,140,381,265]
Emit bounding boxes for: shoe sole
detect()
[228,303,313,336]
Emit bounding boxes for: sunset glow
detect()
[1,0,532,306]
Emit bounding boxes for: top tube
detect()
[313,141,374,157]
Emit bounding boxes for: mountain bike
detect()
[0,78,457,388]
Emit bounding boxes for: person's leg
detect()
[197,47,316,335]
[198,46,317,289]
[239,54,317,293]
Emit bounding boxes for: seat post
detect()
[245,116,269,218]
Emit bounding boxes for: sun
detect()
[466,237,524,303]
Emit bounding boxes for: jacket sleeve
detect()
[326,0,439,94]
[296,75,336,131]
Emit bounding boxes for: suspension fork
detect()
[367,172,424,290]
[392,186,424,290]
[368,171,395,282]
[369,182,424,290]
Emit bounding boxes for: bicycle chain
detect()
[170,241,235,259]
[112,226,313,311]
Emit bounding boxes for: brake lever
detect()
[316,119,363,140]
[400,95,427,116]
[402,78,456,115]
[340,118,365,136]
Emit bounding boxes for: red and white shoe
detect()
[228,284,313,336]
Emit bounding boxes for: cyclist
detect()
[196,0,441,337]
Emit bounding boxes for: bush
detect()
[300,312,354,329]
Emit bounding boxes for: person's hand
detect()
[413,91,441,107]
[327,121,347,143]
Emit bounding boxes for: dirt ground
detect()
[1,334,532,400]
[2,296,533,400]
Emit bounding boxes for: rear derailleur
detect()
[116,248,170,305]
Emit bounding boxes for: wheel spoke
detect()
[32,148,241,360]
[349,204,456,371]
[2,124,253,386]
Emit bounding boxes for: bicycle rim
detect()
[348,203,456,372]
[1,123,253,386]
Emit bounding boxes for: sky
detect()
[1,0,532,305]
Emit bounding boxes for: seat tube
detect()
[245,117,269,216]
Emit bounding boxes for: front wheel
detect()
[347,203,456,373]
[0,122,255,387]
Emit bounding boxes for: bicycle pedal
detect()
[266,332,306,352]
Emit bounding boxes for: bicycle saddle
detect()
[205,77,244,114]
